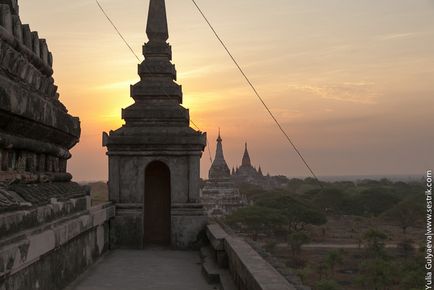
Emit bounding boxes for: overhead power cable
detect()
[96,0,141,62]
[95,0,213,164]
[191,0,323,189]
[191,120,213,164]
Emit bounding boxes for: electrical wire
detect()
[95,0,214,164]
[191,0,323,189]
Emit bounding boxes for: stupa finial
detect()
[146,0,168,42]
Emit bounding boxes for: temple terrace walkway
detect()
[66,249,218,290]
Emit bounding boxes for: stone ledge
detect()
[206,224,296,290]
[0,202,115,277]
[0,89,80,147]
[0,131,71,159]
[0,195,90,239]
[206,223,228,251]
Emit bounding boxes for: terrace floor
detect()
[66,249,218,290]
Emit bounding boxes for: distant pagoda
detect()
[233,143,263,180]
[201,131,247,217]
[232,142,292,190]
[208,129,231,180]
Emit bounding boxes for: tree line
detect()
[225,177,425,290]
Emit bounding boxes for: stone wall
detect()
[108,155,201,204]
[109,202,207,249]
[0,201,115,290]
[0,2,114,289]
[106,141,207,249]
[0,184,89,238]
[206,224,297,290]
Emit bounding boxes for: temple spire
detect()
[208,130,230,180]
[242,142,252,167]
[146,0,168,42]
[214,129,225,162]
[131,0,183,105]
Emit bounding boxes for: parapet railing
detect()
[206,224,297,290]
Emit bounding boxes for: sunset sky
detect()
[20,0,434,181]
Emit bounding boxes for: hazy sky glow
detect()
[20,0,434,181]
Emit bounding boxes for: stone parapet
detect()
[206,224,297,290]
[206,224,228,252]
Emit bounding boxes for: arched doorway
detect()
[144,161,171,245]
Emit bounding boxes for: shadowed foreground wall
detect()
[0,201,114,290]
[0,1,115,289]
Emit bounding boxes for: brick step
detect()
[219,272,237,290]
[200,246,237,290]
[201,246,221,284]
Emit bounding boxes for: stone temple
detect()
[201,131,248,217]
[0,0,300,289]
[232,142,264,182]
[0,0,114,289]
[231,142,290,189]
[103,0,207,249]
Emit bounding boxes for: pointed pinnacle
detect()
[146,0,169,42]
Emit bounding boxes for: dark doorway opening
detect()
[144,161,171,246]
